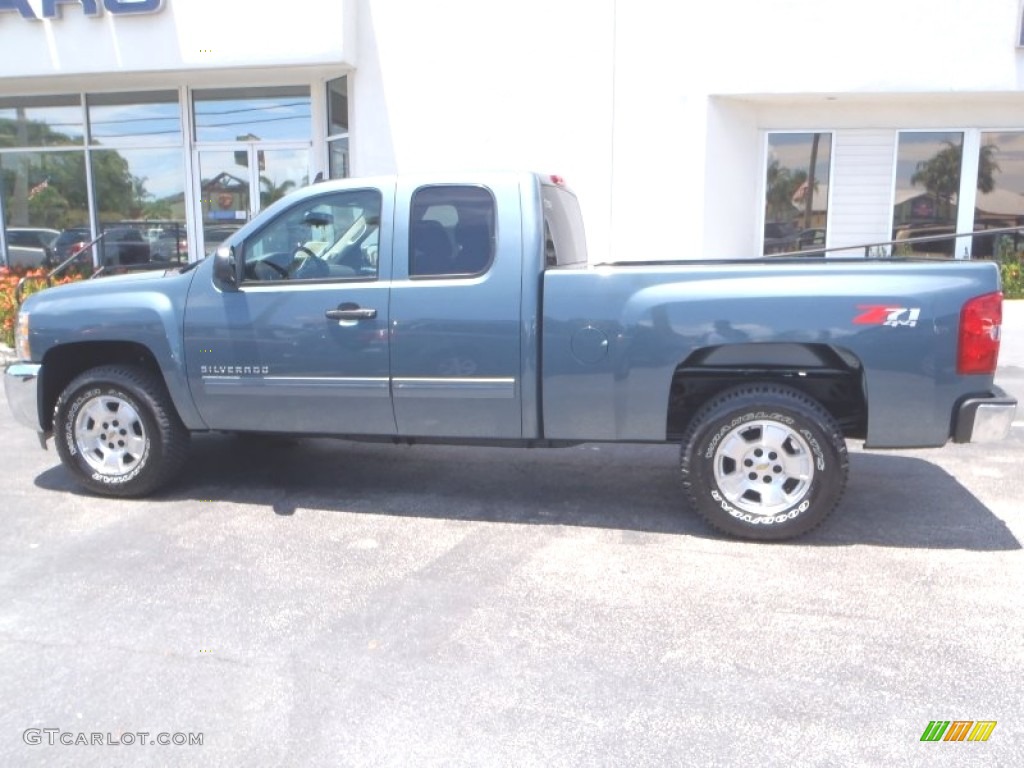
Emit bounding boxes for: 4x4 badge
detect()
[853,305,922,328]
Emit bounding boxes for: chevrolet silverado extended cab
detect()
[4,172,1017,540]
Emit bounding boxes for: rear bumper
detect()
[4,362,45,437]
[953,387,1018,443]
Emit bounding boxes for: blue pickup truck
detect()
[4,172,1017,539]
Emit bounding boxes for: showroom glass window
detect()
[892,131,963,257]
[762,133,832,255]
[326,77,349,179]
[87,91,186,266]
[192,87,312,255]
[972,131,1024,259]
[193,86,311,143]
[0,95,88,268]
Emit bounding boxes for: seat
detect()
[410,220,454,276]
[454,222,493,274]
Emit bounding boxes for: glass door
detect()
[194,145,310,256]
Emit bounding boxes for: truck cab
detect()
[189,171,576,440]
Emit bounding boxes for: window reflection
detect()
[329,137,349,179]
[0,95,83,148]
[327,77,348,136]
[87,91,182,147]
[197,150,251,253]
[973,132,1024,259]
[763,133,831,255]
[892,132,963,257]
[193,86,311,143]
[91,148,187,266]
[258,149,309,207]
[2,151,89,227]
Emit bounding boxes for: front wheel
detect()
[679,384,848,540]
[53,365,190,497]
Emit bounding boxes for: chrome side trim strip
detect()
[200,375,391,396]
[392,377,516,399]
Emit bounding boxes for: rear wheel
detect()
[53,365,189,497]
[679,384,848,540]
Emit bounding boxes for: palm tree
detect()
[259,176,296,207]
[911,141,1000,219]
[764,159,806,223]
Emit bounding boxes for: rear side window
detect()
[541,184,587,267]
[409,185,496,278]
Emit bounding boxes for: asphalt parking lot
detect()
[1,307,1022,767]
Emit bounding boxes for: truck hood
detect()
[22,266,189,310]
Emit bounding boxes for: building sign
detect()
[0,0,164,20]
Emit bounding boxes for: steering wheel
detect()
[258,259,290,278]
[289,245,326,278]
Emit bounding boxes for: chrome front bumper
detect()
[4,362,45,439]
[953,388,1018,443]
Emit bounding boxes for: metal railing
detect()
[12,231,181,303]
[10,223,1024,305]
[768,224,1024,260]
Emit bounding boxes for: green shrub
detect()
[1002,260,1023,299]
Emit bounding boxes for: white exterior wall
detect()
[349,0,1024,260]
[5,0,1024,261]
[0,0,355,78]
[350,0,616,261]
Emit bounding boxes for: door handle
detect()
[325,304,377,320]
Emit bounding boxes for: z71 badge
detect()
[853,305,922,328]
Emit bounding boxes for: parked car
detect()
[53,227,93,264]
[5,227,60,267]
[763,222,800,253]
[147,229,188,262]
[893,224,957,257]
[98,227,151,266]
[203,225,241,254]
[794,227,827,257]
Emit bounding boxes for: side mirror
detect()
[212,244,239,290]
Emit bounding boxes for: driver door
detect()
[184,184,396,435]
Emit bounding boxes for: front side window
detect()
[242,189,381,282]
[763,132,832,255]
[408,185,495,277]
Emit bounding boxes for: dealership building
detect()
[4,0,1024,266]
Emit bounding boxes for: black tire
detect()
[53,365,190,497]
[679,384,848,540]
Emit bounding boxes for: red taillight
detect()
[957,291,1002,375]
[549,174,566,186]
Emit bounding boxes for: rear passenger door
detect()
[389,179,524,438]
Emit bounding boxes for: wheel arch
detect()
[666,342,867,442]
[40,341,165,432]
